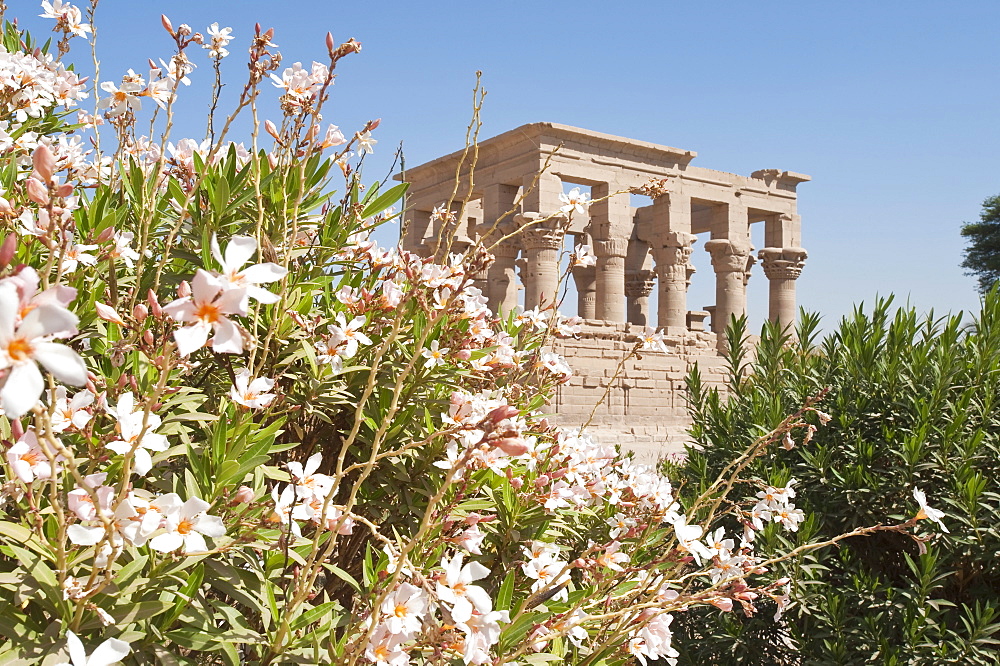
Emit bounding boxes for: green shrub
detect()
[670,295,1000,664]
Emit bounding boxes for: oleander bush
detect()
[671,298,1000,664]
[0,4,944,665]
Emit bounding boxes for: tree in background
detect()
[961,195,1000,292]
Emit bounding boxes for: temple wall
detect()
[550,322,729,465]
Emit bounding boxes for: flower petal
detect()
[194,514,226,538]
[210,318,243,355]
[34,342,87,386]
[65,630,88,666]
[241,262,287,284]
[173,323,209,356]
[223,236,258,271]
[20,303,79,340]
[2,362,44,417]
[88,637,131,666]
[149,531,184,553]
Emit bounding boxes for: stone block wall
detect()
[549,321,729,465]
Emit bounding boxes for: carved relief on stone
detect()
[593,237,629,259]
[758,247,807,280]
[704,238,753,274]
[652,231,696,282]
[517,212,567,251]
[625,270,656,298]
[492,240,521,259]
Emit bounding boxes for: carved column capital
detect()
[593,238,629,258]
[521,227,564,251]
[625,270,656,298]
[759,247,807,280]
[492,239,521,259]
[518,213,567,251]
[705,238,753,274]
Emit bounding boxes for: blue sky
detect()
[18,0,1000,330]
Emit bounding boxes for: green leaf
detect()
[497,569,516,612]
[361,182,408,219]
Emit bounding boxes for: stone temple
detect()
[399,123,809,462]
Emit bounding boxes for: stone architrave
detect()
[651,231,697,330]
[758,247,807,331]
[705,238,753,338]
[625,270,656,326]
[520,213,566,310]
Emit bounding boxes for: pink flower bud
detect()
[267,153,278,169]
[32,145,55,184]
[55,183,74,198]
[326,32,335,52]
[454,349,471,361]
[0,234,16,269]
[233,486,255,504]
[494,437,528,456]
[572,558,588,569]
[488,405,519,423]
[0,197,12,214]
[133,304,148,323]
[177,280,191,298]
[534,475,550,489]
[95,302,126,326]
[96,226,116,243]
[143,330,155,346]
[368,118,381,130]
[161,14,175,36]
[25,178,49,205]
[147,289,162,317]
[264,119,280,140]
[509,476,523,489]
[711,598,734,612]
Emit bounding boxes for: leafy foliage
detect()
[672,297,1000,664]
[961,195,1000,292]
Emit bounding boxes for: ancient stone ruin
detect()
[399,123,809,462]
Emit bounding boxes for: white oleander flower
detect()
[163,269,247,356]
[55,630,130,666]
[105,392,169,476]
[0,281,86,417]
[148,493,225,553]
[559,186,591,215]
[230,368,277,409]
[204,23,233,59]
[913,487,948,532]
[210,234,287,307]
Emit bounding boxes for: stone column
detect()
[488,239,521,314]
[625,270,656,326]
[572,235,596,320]
[590,182,631,322]
[594,238,628,321]
[705,239,753,341]
[651,231,696,331]
[481,183,521,315]
[520,213,565,311]
[758,247,807,332]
